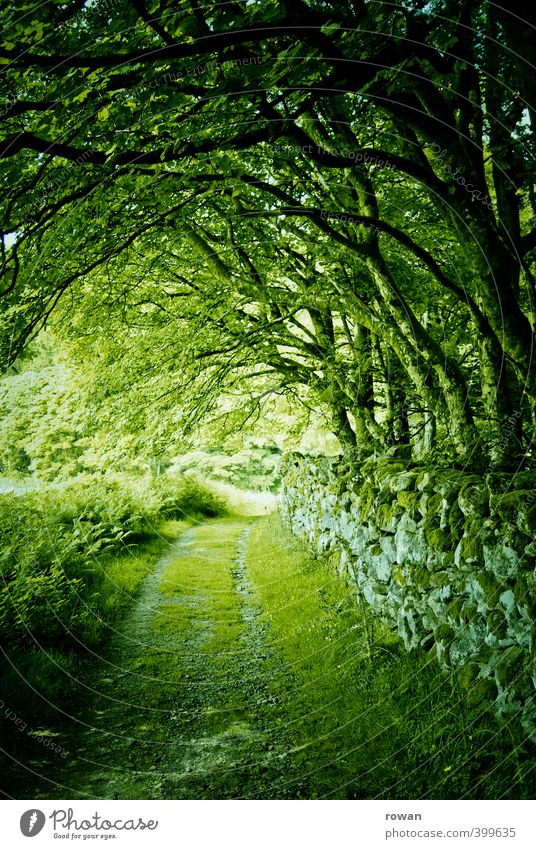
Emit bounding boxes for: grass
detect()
[154,518,249,734]
[246,515,535,799]
[0,518,194,726]
[2,507,533,800]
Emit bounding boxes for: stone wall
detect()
[280,448,536,736]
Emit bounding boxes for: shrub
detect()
[0,472,224,648]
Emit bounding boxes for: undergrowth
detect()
[0,474,225,724]
[247,516,535,800]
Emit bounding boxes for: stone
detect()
[499,588,516,613]
[391,470,419,492]
[495,646,527,690]
[379,535,396,562]
[281,452,534,733]
[375,501,403,533]
[458,483,489,518]
[483,542,519,580]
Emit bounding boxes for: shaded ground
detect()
[7,516,302,799]
[2,509,534,800]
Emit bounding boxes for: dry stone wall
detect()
[280,448,536,736]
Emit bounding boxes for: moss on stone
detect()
[519,502,536,536]
[460,600,479,624]
[458,482,489,518]
[397,490,420,510]
[424,526,451,552]
[466,678,499,706]
[416,470,437,491]
[410,566,431,590]
[514,574,536,617]
[490,490,532,523]
[486,610,508,640]
[375,462,405,484]
[427,492,443,517]
[435,622,455,644]
[429,570,451,588]
[457,661,480,690]
[375,501,402,532]
[446,597,464,621]
[391,564,406,586]
[475,572,503,606]
[358,481,377,518]
[448,506,465,545]
[461,531,483,562]
[495,646,527,689]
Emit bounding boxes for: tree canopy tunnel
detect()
[1,0,535,469]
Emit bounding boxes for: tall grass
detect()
[0,472,225,732]
[247,516,535,800]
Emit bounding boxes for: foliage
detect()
[0,1,534,468]
[0,473,225,648]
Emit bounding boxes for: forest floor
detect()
[3,505,534,800]
[10,515,304,799]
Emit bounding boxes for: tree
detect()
[1,0,534,467]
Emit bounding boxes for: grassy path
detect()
[24,517,300,799]
[5,513,533,800]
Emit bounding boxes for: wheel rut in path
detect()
[32,518,298,799]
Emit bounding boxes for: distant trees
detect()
[1,1,535,467]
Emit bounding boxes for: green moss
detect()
[460,600,479,624]
[375,462,405,483]
[435,622,455,644]
[416,470,437,491]
[446,597,464,621]
[467,678,499,706]
[424,526,451,552]
[391,563,407,586]
[520,503,536,536]
[457,661,480,690]
[490,490,532,523]
[486,610,508,639]
[397,490,420,510]
[427,492,443,516]
[376,501,402,530]
[461,532,483,562]
[448,499,464,537]
[358,481,377,518]
[429,570,451,588]
[514,575,536,617]
[411,567,431,589]
[495,647,527,689]
[475,572,503,606]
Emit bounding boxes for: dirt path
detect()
[29,517,299,799]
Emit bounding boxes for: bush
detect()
[0,472,224,648]
[154,474,226,519]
